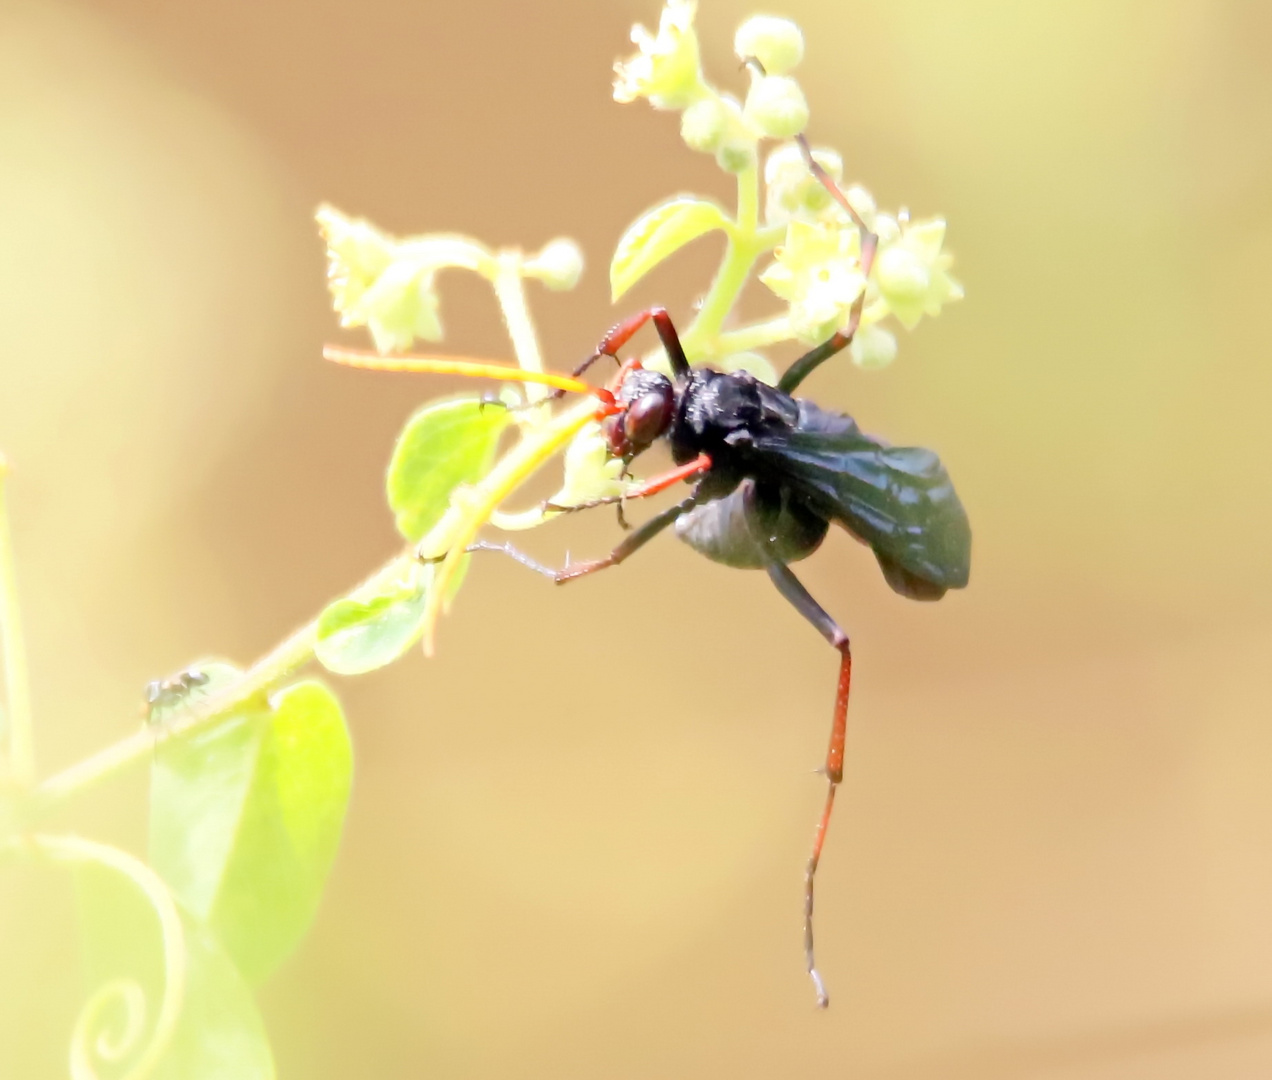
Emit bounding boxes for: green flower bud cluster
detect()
[612,3,962,376]
[613,4,812,173]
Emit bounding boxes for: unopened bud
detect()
[744,75,809,139]
[680,97,727,153]
[523,238,584,291]
[849,325,898,370]
[715,137,757,174]
[734,16,805,75]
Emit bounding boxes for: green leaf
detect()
[315,550,474,676]
[155,918,276,1080]
[315,560,432,675]
[149,681,353,984]
[76,859,275,1080]
[387,396,510,542]
[610,197,729,301]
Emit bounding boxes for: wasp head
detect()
[603,367,675,459]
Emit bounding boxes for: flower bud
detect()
[680,97,727,153]
[849,324,898,370]
[735,16,805,75]
[744,75,809,139]
[715,137,757,174]
[523,238,584,291]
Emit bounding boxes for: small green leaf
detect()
[76,862,275,1080]
[149,681,352,984]
[610,197,728,301]
[315,559,431,675]
[388,397,510,542]
[149,712,265,920]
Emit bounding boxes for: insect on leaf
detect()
[145,661,240,725]
[610,197,728,301]
[148,681,353,985]
[387,397,510,542]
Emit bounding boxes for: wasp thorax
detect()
[606,369,674,458]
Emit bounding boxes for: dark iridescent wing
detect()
[746,401,971,598]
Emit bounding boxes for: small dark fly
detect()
[325,139,971,1007]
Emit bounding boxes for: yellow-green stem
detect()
[682,162,763,357]
[27,590,329,820]
[0,455,34,787]
[491,252,547,402]
[715,316,794,355]
[27,248,574,817]
[415,396,601,655]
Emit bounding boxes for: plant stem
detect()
[25,574,343,821]
[25,248,570,818]
[491,252,547,402]
[715,316,794,355]
[683,163,763,358]
[0,454,34,787]
[415,396,601,655]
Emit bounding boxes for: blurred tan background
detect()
[2,0,1272,1076]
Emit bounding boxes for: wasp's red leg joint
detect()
[623,454,711,500]
[597,307,691,379]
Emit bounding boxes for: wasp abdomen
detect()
[675,480,828,569]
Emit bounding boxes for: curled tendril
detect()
[70,980,147,1074]
[2,834,188,1080]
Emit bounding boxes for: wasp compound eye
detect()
[613,369,674,455]
[623,388,674,452]
[602,412,630,458]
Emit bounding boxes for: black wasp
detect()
[470,301,970,1007]
[329,138,971,1007]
